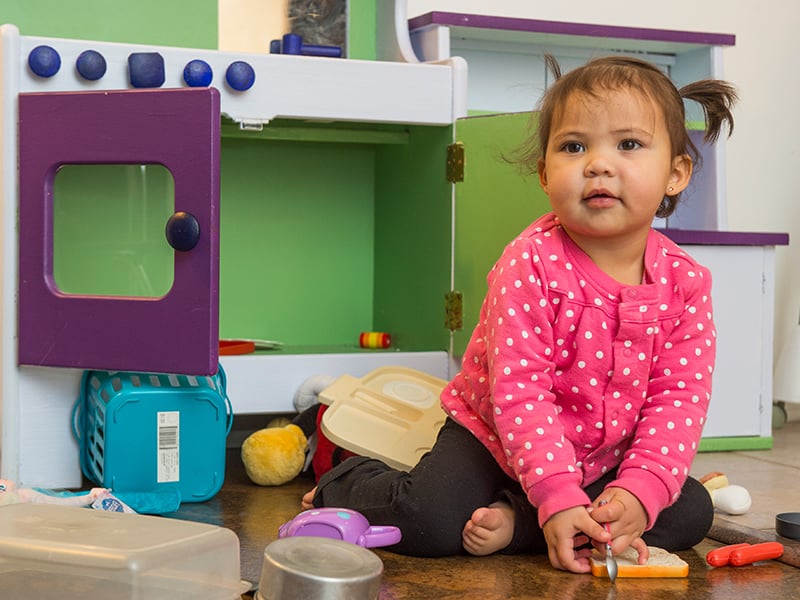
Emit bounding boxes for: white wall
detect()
[218,0,288,53]
[408,0,800,362]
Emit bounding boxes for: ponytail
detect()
[679,80,738,145]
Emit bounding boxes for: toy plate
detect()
[318,367,447,471]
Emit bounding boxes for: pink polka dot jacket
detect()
[442,213,715,529]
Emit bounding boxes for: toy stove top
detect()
[1,23,457,128]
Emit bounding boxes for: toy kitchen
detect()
[0,2,787,492]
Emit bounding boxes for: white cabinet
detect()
[661,232,788,449]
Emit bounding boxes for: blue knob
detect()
[183,59,213,87]
[165,211,201,252]
[128,52,165,88]
[225,61,255,91]
[28,45,61,78]
[281,33,303,55]
[76,50,107,81]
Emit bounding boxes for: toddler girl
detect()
[302,55,737,574]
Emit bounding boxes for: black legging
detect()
[311,418,713,557]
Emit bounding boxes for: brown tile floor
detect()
[170,414,800,599]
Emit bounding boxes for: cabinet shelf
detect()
[220,119,412,145]
[220,350,449,414]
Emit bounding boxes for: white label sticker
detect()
[157,411,180,483]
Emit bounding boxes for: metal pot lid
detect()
[258,536,383,600]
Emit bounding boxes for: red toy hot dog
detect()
[706,543,750,567]
[729,542,784,566]
[707,542,784,567]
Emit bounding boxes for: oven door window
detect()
[53,164,175,298]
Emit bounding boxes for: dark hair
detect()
[520,55,737,218]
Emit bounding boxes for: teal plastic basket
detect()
[73,366,233,503]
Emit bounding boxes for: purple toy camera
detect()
[278,508,401,549]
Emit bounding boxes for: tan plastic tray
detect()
[318,366,448,471]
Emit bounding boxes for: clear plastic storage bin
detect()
[0,503,248,598]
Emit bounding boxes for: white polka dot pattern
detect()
[442,213,715,527]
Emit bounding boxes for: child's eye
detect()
[619,139,641,151]
[561,142,584,154]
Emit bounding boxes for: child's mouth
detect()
[583,190,620,207]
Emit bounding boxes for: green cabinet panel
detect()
[453,112,551,354]
[218,137,376,346]
[373,125,453,351]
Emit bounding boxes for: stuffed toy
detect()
[240,374,359,486]
[241,417,311,486]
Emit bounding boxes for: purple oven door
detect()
[18,88,220,375]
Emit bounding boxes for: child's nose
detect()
[584,152,613,177]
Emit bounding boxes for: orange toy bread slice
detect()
[590,546,689,578]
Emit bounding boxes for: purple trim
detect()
[409,12,735,47]
[18,88,220,375]
[658,229,789,246]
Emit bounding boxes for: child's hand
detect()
[542,505,610,573]
[591,487,649,563]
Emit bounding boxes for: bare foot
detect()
[301,487,317,510]
[462,502,515,556]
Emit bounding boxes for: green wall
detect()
[218,136,376,347]
[1,0,379,54]
[346,0,376,60]
[0,0,217,48]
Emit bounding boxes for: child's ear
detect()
[537,158,548,192]
[668,154,693,195]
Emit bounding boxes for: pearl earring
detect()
[668,186,674,193]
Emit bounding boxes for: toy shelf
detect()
[215,117,454,359]
[1,21,464,487]
[3,24,461,370]
[220,350,449,415]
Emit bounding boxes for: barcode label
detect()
[159,426,178,449]
[157,411,180,483]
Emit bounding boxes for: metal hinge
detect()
[445,291,463,331]
[446,142,465,183]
